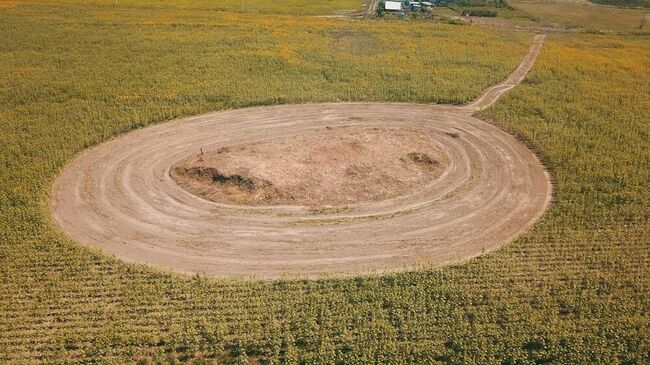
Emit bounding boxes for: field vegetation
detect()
[17,0,365,14]
[447,0,510,6]
[1,1,649,364]
[452,5,534,18]
[511,0,650,31]
[591,0,650,8]
[444,0,534,18]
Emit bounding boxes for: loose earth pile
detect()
[171,126,446,206]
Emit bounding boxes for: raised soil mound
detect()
[170,127,446,206]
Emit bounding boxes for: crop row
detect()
[1,3,649,364]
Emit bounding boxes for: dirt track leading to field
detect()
[50,35,551,278]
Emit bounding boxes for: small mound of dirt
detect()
[170,127,447,206]
[171,166,288,204]
[406,152,439,167]
[175,167,265,191]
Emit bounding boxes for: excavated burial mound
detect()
[170,127,447,206]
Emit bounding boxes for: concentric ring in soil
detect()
[50,102,553,278]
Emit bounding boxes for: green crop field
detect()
[1,0,649,364]
[590,0,650,8]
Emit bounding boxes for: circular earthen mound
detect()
[170,127,447,206]
[50,103,553,278]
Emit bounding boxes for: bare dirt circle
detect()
[170,126,447,206]
[50,35,550,278]
[50,103,552,278]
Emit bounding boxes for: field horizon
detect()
[1,0,648,363]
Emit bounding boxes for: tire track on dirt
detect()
[50,35,551,278]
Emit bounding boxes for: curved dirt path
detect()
[362,0,380,17]
[50,35,551,278]
[462,34,545,112]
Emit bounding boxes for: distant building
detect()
[384,1,402,11]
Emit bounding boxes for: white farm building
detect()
[384,1,402,11]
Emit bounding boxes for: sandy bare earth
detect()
[50,35,551,278]
[170,126,447,206]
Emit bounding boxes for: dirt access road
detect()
[51,35,551,278]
